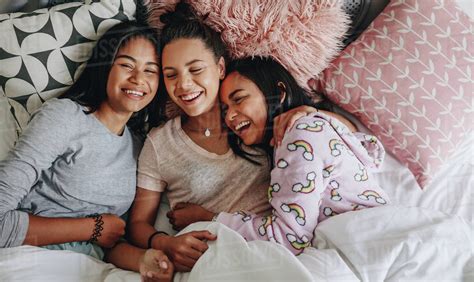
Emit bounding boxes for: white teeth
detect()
[125,89,144,96]
[235,121,250,131]
[181,92,201,101]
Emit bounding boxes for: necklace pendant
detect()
[204,128,211,137]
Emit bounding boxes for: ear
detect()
[277,81,287,104]
[217,56,226,80]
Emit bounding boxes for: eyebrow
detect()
[162,59,204,71]
[115,55,159,67]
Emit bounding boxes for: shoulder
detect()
[317,110,357,132]
[42,98,80,112]
[28,98,81,127]
[147,118,175,141]
[144,117,177,151]
[32,98,80,119]
[282,114,342,149]
[289,113,353,138]
[287,115,330,137]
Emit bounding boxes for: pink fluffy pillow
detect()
[315,0,473,189]
[144,0,350,92]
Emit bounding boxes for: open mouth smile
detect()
[180,91,203,103]
[235,120,251,131]
[123,89,146,98]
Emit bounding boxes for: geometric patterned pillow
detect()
[0,0,136,159]
[315,0,473,189]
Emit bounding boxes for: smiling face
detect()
[105,36,159,115]
[161,38,225,117]
[220,71,268,145]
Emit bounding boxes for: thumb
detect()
[193,230,217,241]
[174,202,189,210]
[159,260,168,270]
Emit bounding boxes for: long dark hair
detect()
[227,57,328,164]
[61,21,162,138]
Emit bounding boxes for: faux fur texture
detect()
[144,0,350,93]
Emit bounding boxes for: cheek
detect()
[254,108,268,132]
[202,75,220,94]
[224,115,231,127]
[106,73,116,96]
[164,79,174,93]
[149,78,159,93]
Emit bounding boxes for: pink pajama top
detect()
[216,112,390,255]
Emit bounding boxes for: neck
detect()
[183,103,224,135]
[94,103,132,135]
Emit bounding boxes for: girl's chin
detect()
[181,103,215,117]
[241,135,258,146]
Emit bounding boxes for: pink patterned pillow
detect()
[316,0,473,189]
[145,0,349,92]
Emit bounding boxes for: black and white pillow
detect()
[0,0,136,159]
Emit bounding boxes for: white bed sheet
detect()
[349,114,473,224]
[0,112,471,282]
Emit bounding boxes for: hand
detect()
[95,214,125,248]
[167,203,214,231]
[271,106,317,147]
[163,231,217,272]
[139,249,174,282]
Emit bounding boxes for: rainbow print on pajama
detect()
[292,171,316,193]
[354,163,369,181]
[357,190,387,204]
[329,180,342,201]
[287,140,314,161]
[277,159,289,168]
[329,139,345,156]
[235,211,252,222]
[322,165,334,178]
[281,203,306,225]
[323,207,338,217]
[258,215,276,236]
[268,183,281,201]
[295,120,324,132]
[286,233,310,251]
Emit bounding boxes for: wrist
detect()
[86,213,103,244]
[150,233,170,250]
[81,217,96,242]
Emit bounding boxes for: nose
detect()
[177,73,192,90]
[226,107,237,122]
[129,69,145,85]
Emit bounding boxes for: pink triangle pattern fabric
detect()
[315,0,473,189]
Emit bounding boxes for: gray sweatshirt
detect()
[0,98,141,247]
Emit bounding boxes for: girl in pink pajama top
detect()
[184,57,390,255]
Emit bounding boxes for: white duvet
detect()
[0,204,471,281]
[1,122,472,282]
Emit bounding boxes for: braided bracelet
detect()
[86,213,104,244]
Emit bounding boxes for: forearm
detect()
[23,214,94,246]
[105,242,144,271]
[130,222,172,254]
[128,221,161,249]
[127,187,163,248]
